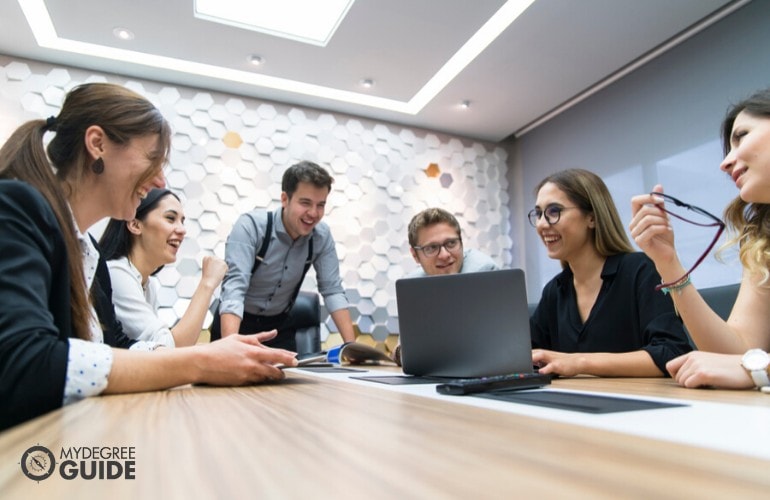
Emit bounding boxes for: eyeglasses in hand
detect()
[648,192,725,291]
[527,205,580,227]
[413,238,462,257]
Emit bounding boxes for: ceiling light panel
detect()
[194,0,355,47]
[18,0,530,115]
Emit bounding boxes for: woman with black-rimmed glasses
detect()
[529,169,692,378]
[631,88,770,390]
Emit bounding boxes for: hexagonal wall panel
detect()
[0,56,512,344]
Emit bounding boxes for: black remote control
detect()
[436,372,551,395]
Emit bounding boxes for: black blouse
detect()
[530,252,693,374]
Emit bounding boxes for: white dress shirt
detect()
[106,256,176,347]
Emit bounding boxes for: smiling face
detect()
[410,222,464,275]
[720,110,770,204]
[281,181,329,240]
[101,133,167,221]
[534,182,595,263]
[130,194,186,268]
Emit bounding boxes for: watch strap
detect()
[750,367,770,388]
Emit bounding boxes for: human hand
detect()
[200,255,228,289]
[666,351,753,389]
[392,344,402,367]
[532,349,585,377]
[194,331,297,385]
[629,184,681,271]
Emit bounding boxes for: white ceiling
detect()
[0,0,745,142]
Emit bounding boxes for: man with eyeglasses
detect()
[406,207,497,277]
[392,208,498,365]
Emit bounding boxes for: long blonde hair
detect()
[720,88,770,285]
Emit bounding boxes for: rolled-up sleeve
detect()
[634,259,693,373]
[221,213,260,319]
[63,339,113,405]
[313,226,349,313]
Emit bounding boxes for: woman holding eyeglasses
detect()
[630,88,770,390]
[529,169,692,378]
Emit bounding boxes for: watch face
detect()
[742,349,770,371]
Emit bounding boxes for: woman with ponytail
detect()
[0,83,296,430]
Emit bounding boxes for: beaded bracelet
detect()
[660,274,692,295]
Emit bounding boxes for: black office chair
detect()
[698,283,739,321]
[284,291,322,356]
[684,283,739,348]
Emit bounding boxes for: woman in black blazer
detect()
[0,83,297,431]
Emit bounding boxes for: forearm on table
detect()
[580,351,664,377]
[104,347,203,394]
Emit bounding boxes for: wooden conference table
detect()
[2,367,770,499]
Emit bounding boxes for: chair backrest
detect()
[699,283,739,321]
[287,291,322,355]
[682,283,739,349]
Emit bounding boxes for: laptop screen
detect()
[395,269,534,378]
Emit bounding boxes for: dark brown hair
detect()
[0,83,171,339]
[534,169,633,268]
[281,161,334,198]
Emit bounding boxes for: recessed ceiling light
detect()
[360,78,374,88]
[195,0,355,47]
[112,27,134,41]
[248,55,264,66]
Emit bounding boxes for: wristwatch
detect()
[741,349,770,388]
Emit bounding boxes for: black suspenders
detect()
[251,211,274,274]
[252,211,314,312]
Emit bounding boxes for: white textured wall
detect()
[0,55,513,341]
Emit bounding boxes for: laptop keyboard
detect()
[435,372,552,395]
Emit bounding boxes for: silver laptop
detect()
[396,268,534,378]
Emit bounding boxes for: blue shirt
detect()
[220,208,348,318]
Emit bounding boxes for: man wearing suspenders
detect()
[212,161,356,351]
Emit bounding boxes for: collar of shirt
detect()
[273,207,313,245]
[121,256,147,291]
[70,210,99,290]
[69,205,103,342]
[556,253,622,288]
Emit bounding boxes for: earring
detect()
[91,157,104,175]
